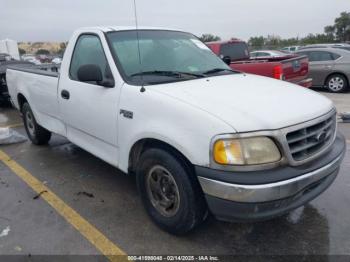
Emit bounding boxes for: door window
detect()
[257,52,270,57]
[308,51,334,62]
[69,34,113,85]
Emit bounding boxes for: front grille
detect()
[286,113,336,161]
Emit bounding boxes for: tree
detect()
[57,42,67,55]
[265,35,282,48]
[198,34,221,42]
[248,36,265,49]
[36,49,50,55]
[324,25,335,40]
[324,12,350,42]
[334,12,350,42]
[18,48,26,55]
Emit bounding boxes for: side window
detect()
[70,34,113,85]
[258,52,270,57]
[331,53,341,60]
[296,51,309,58]
[309,51,333,62]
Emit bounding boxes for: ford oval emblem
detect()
[315,130,327,143]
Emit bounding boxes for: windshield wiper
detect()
[130,70,205,78]
[202,68,237,75]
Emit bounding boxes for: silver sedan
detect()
[296,48,350,93]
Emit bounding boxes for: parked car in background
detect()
[300,43,350,49]
[296,48,350,93]
[336,46,350,52]
[52,57,62,64]
[207,40,312,87]
[37,54,51,63]
[300,43,350,52]
[250,50,289,59]
[6,26,345,234]
[0,53,12,61]
[0,54,33,105]
[281,46,301,53]
[22,55,41,65]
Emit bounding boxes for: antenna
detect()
[133,0,145,92]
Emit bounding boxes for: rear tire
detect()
[326,74,348,93]
[22,103,51,145]
[136,148,207,235]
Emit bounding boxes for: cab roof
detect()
[76,26,182,33]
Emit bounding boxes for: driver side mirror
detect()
[77,64,114,88]
[78,64,103,82]
[222,56,231,65]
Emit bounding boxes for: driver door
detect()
[59,33,121,166]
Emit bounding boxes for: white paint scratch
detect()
[0,226,10,238]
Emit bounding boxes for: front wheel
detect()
[22,103,51,145]
[136,148,207,235]
[326,74,348,93]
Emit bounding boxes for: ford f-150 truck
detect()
[207,40,313,87]
[6,27,346,235]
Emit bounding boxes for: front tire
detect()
[326,74,348,93]
[22,103,51,145]
[136,148,207,235]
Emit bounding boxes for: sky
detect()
[0,0,349,42]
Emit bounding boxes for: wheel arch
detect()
[128,138,195,175]
[17,93,28,112]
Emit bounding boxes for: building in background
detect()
[0,39,20,60]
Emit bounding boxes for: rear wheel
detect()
[136,148,207,235]
[22,103,51,145]
[326,74,348,93]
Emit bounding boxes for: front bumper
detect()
[196,133,346,222]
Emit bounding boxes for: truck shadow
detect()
[192,205,329,256]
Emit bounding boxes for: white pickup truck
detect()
[6,27,346,235]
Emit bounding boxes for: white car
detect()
[281,46,301,53]
[22,55,41,65]
[250,50,289,58]
[6,26,346,234]
[51,57,62,64]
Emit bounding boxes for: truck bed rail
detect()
[6,64,60,78]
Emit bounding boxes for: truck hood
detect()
[149,74,334,132]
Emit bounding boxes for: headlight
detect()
[213,137,281,165]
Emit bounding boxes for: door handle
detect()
[61,90,70,100]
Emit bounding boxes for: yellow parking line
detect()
[0,123,23,129]
[0,150,128,262]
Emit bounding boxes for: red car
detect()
[207,40,312,88]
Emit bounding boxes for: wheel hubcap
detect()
[25,111,35,137]
[329,77,344,92]
[146,165,180,217]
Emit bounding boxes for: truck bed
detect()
[1,63,60,106]
[206,40,312,87]
[230,55,311,87]
[6,64,60,130]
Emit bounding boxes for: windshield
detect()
[106,30,236,85]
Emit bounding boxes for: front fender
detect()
[117,85,234,173]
